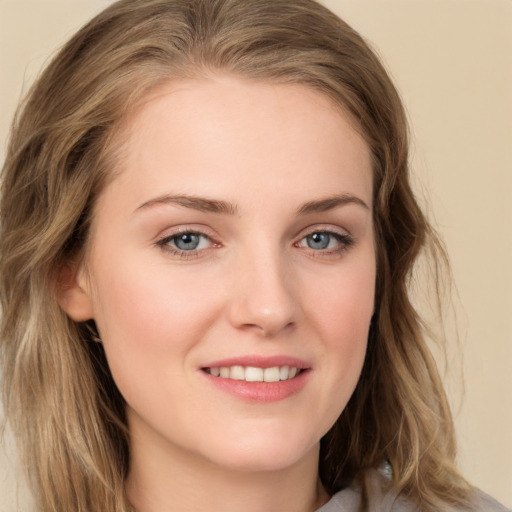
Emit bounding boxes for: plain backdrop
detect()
[0,1,511,510]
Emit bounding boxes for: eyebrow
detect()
[135,192,369,216]
[135,194,239,215]
[296,193,370,215]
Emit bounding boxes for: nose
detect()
[226,246,298,337]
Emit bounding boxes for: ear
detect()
[56,263,94,322]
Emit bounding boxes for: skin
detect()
[60,76,376,512]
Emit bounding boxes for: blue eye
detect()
[306,232,331,250]
[158,232,212,252]
[298,231,353,252]
[174,233,201,250]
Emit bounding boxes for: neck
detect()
[125,422,329,512]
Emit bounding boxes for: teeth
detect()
[230,365,245,380]
[279,366,290,380]
[206,365,301,382]
[263,367,280,382]
[245,366,263,382]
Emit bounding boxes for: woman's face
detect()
[65,76,375,473]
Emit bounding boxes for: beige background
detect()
[0,0,511,510]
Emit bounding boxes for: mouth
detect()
[200,357,311,402]
[202,365,305,382]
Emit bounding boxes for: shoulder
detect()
[316,467,511,512]
[472,492,511,512]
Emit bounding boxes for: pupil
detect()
[176,233,199,250]
[308,232,329,250]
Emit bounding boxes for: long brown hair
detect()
[1,1,472,510]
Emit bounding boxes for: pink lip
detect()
[199,355,311,403]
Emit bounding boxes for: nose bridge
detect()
[228,239,297,336]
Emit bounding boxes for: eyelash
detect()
[156,227,354,260]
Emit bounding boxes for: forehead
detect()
[101,76,373,213]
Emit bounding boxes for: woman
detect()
[0,1,508,511]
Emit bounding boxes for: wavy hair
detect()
[1,1,473,510]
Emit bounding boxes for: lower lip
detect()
[201,370,310,403]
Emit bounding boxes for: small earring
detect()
[85,321,102,343]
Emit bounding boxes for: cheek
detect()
[89,261,223,383]
[303,255,375,406]
[94,258,219,330]
[307,254,375,339]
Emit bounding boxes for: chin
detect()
[204,432,320,473]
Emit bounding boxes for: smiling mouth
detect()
[203,365,305,382]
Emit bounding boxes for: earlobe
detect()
[56,263,94,322]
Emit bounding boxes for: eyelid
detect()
[294,223,352,240]
[155,224,218,243]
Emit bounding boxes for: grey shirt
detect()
[316,469,510,512]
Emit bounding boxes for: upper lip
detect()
[201,355,311,369]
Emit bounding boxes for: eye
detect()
[173,232,208,251]
[297,230,353,252]
[304,232,332,250]
[157,231,213,253]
